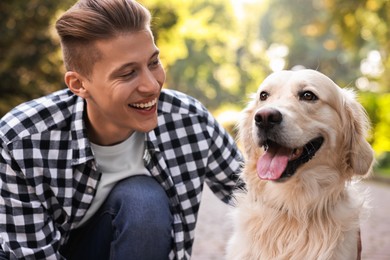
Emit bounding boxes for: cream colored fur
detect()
[227,69,375,260]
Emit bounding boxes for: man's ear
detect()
[64,71,90,99]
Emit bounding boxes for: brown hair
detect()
[55,0,151,78]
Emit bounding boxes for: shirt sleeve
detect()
[0,145,63,260]
[203,110,244,203]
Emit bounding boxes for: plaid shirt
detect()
[0,88,242,260]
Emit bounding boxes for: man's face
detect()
[81,30,165,145]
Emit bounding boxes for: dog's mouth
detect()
[256,136,324,181]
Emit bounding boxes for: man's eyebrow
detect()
[150,50,160,59]
[109,50,160,79]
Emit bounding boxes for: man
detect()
[0,0,242,259]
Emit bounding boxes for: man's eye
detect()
[121,70,136,78]
[299,91,318,101]
[259,91,269,101]
[149,59,160,68]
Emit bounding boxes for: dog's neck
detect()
[248,180,347,220]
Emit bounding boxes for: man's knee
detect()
[107,175,173,232]
[107,176,173,258]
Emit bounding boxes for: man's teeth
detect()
[130,99,156,109]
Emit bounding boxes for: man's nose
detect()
[138,70,160,92]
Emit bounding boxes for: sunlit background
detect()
[1,0,389,174]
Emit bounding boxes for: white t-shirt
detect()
[76,131,150,227]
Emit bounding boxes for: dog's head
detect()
[239,69,374,183]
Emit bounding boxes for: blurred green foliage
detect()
[251,0,390,163]
[0,0,74,115]
[140,0,268,111]
[0,0,389,163]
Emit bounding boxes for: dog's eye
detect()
[299,91,318,101]
[259,91,269,101]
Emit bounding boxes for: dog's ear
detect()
[341,89,375,176]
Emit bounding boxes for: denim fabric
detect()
[61,175,173,260]
[0,248,6,260]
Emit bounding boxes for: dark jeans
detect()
[0,176,173,260]
[62,175,173,260]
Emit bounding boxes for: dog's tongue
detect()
[257,145,292,180]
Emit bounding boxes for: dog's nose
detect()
[254,108,282,129]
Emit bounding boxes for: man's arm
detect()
[203,110,243,203]
[0,147,62,260]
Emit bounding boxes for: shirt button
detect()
[87,186,94,194]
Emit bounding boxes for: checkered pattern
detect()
[0,88,242,259]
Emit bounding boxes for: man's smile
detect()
[128,98,157,110]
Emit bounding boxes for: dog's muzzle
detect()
[254,108,324,181]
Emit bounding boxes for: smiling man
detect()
[0,0,242,259]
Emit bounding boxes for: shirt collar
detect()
[70,96,94,166]
[68,96,164,166]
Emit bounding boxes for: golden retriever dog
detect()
[227,69,375,260]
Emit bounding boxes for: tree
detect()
[252,0,390,155]
[326,0,390,92]
[141,0,268,111]
[0,0,74,116]
[325,0,390,154]
[258,0,362,86]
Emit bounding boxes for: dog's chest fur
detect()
[227,176,362,260]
